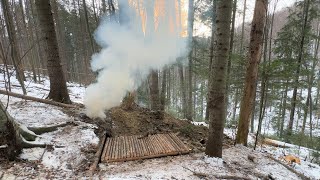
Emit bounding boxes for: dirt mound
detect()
[107,105,233,152]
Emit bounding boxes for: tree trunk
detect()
[51,0,69,81]
[226,0,237,109]
[280,81,289,138]
[149,70,160,111]
[160,68,167,111]
[236,0,268,145]
[101,0,106,14]
[205,0,232,158]
[19,0,37,83]
[240,0,247,54]
[287,0,310,138]
[0,100,47,159]
[82,0,95,54]
[186,0,195,121]
[205,1,216,122]
[35,0,71,104]
[1,0,27,95]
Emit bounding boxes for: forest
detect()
[0,0,320,179]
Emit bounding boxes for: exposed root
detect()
[28,121,76,135]
[20,136,46,148]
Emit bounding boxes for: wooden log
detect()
[0,89,77,108]
[263,138,291,148]
[101,137,111,161]
[89,133,107,173]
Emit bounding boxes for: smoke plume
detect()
[84,0,187,118]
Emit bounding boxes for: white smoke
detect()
[84,1,187,118]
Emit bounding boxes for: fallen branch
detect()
[266,155,310,180]
[89,132,108,174]
[0,89,77,108]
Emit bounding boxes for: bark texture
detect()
[35,0,71,104]
[1,0,27,95]
[236,0,268,145]
[205,0,232,158]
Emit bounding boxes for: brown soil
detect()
[101,104,234,152]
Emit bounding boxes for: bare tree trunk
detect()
[1,0,27,95]
[160,68,167,111]
[92,0,98,24]
[226,0,237,109]
[51,0,69,81]
[205,0,232,158]
[280,81,289,138]
[35,0,71,104]
[149,70,160,111]
[29,0,45,80]
[287,0,310,138]
[236,0,268,145]
[205,1,216,121]
[240,0,247,54]
[307,22,320,139]
[255,12,270,140]
[18,0,37,83]
[186,0,195,121]
[101,0,106,14]
[82,0,95,54]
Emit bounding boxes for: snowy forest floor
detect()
[0,70,320,179]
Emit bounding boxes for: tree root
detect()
[27,121,76,135]
[14,120,74,148]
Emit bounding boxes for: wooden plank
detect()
[102,137,111,161]
[128,135,135,158]
[169,133,189,151]
[146,136,155,155]
[154,134,167,154]
[163,134,180,152]
[124,135,128,159]
[102,133,191,163]
[157,134,174,153]
[111,137,118,159]
[150,135,161,155]
[119,136,124,159]
[133,136,142,158]
[143,136,152,156]
[107,137,114,161]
